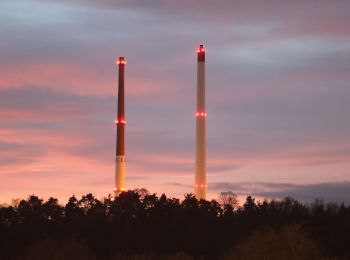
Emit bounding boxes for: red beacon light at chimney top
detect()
[197,45,206,53]
[116,58,126,65]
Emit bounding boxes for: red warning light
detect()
[197,46,206,53]
[116,58,126,65]
[115,118,127,125]
[196,112,207,117]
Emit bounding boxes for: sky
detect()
[1,0,350,205]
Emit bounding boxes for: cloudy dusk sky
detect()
[1,0,350,204]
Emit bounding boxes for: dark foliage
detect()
[0,191,349,259]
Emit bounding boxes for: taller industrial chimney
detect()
[195,45,206,200]
[114,57,126,197]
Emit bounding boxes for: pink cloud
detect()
[0,61,113,95]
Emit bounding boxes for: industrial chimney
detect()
[195,45,206,200]
[114,57,126,197]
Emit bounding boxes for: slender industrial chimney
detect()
[195,45,206,200]
[114,57,126,197]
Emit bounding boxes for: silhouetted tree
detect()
[43,197,63,223]
[0,191,349,259]
[65,195,83,224]
[242,196,257,214]
[133,188,150,200]
[218,191,239,210]
[18,195,45,224]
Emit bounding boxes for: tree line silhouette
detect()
[0,189,349,259]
